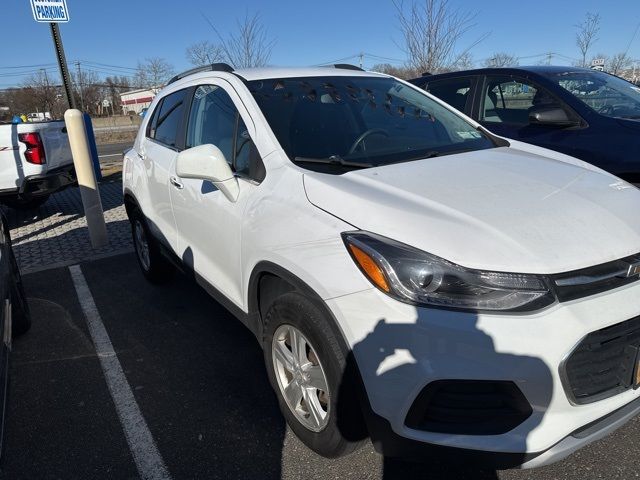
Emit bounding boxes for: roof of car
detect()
[232,66,385,81]
[166,65,389,88]
[410,65,597,82]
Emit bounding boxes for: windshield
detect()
[545,70,640,119]
[247,76,495,170]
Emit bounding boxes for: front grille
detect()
[563,316,640,404]
[552,253,640,302]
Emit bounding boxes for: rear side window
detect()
[426,77,473,113]
[152,89,188,148]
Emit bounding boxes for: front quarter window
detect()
[247,75,495,172]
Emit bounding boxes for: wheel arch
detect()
[248,260,371,443]
[123,188,140,219]
[247,261,349,348]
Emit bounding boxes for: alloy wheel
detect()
[134,220,151,271]
[272,324,330,432]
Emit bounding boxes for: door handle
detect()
[170,176,184,189]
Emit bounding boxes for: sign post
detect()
[30,0,76,109]
[50,23,76,110]
[591,58,606,72]
[30,0,108,247]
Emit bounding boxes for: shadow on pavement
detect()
[77,254,287,479]
[338,309,554,479]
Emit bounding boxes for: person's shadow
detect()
[338,307,554,479]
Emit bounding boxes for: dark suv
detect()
[410,66,640,183]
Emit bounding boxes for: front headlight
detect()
[342,232,555,312]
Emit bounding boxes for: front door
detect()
[477,75,587,159]
[170,82,261,308]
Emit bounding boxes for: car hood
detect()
[303,147,640,274]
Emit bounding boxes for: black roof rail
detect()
[332,64,364,71]
[421,71,432,77]
[168,63,234,84]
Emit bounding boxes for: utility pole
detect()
[40,68,50,116]
[75,61,84,111]
[546,52,553,65]
[359,52,364,69]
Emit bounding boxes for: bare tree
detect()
[393,0,488,74]
[1,87,42,117]
[483,52,519,68]
[575,13,601,67]
[71,69,102,114]
[101,76,131,116]
[370,63,420,79]
[186,40,223,66]
[203,12,275,68]
[451,51,475,71]
[609,52,633,75]
[23,70,60,117]
[134,57,175,89]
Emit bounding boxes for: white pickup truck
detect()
[0,121,75,209]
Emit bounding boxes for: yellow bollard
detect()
[64,109,108,248]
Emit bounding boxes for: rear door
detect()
[139,88,190,251]
[419,76,478,116]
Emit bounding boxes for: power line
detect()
[623,22,640,58]
[312,54,360,66]
[0,67,59,78]
[0,63,57,70]
[78,60,138,72]
[363,52,406,63]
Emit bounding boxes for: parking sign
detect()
[30,0,70,23]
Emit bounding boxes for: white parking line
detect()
[69,265,172,480]
[98,153,122,158]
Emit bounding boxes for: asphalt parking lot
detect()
[1,250,640,480]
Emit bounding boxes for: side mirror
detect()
[176,144,239,202]
[529,106,580,128]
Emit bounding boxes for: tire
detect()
[130,209,174,284]
[1,195,49,211]
[10,250,31,337]
[262,292,366,458]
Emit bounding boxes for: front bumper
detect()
[325,278,640,467]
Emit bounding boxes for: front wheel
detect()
[130,210,174,284]
[262,292,365,458]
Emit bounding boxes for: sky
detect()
[2,0,639,88]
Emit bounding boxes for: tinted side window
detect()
[186,85,258,178]
[234,117,253,176]
[154,89,187,148]
[426,77,473,112]
[480,76,563,126]
[146,102,160,138]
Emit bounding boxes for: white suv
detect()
[123,64,640,468]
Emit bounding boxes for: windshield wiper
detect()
[293,156,373,168]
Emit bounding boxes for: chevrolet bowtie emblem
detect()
[626,261,640,278]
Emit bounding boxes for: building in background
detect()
[119,87,158,115]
